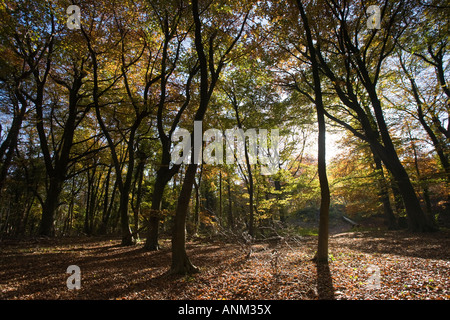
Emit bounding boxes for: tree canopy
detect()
[0,0,449,278]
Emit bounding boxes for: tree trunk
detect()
[133,155,146,239]
[171,164,199,274]
[144,171,166,250]
[118,190,134,246]
[390,163,435,232]
[192,165,203,235]
[169,0,247,274]
[315,105,330,264]
[296,0,330,264]
[247,165,255,237]
[274,180,286,222]
[370,146,397,229]
[64,189,75,235]
[84,167,97,235]
[39,176,63,236]
[98,167,116,235]
[227,173,234,228]
[219,170,223,222]
[193,179,200,234]
[84,177,91,235]
[314,4,434,233]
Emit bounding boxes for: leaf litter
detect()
[0,230,449,300]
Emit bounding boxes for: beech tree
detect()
[294,0,330,263]
[395,1,449,184]
[309,0,435,232]
[144,1,199,250]
[0,1,99,236]
[1,0,448,270]
[170,0,249,274]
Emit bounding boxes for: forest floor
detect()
[1,229,449,300]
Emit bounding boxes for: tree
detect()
[81,1,140,245]
[144,0,199,250]
[311,0,435,232]
[170,0,249,274]
[294,0,330,264]
[224,86,256,237]
[0,2,33,195]
[397,52,449,184]
[1,0,98,236]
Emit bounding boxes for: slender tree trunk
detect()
[170,0,207,274]
[132,155,146,239]
[119,154,138,246]
[98,166,114,234]
[84,167,97,235]
[193,179,200,234]
[315,105,330,264]
[192,165,203,235]
[296,0,330,264]
[64,191,75,235]
[241,138,254,237]
[274,180,286,222]
[227,173,233,228]
[219,170,223,222]
[85,176,91,235]
[247,162,255,237]
[84,28,136,244]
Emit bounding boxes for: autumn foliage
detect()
[0,0,449,300]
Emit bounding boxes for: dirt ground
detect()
[1,230,449,300]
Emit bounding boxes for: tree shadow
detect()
[331,230,450,261]
[316,262,335,300]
